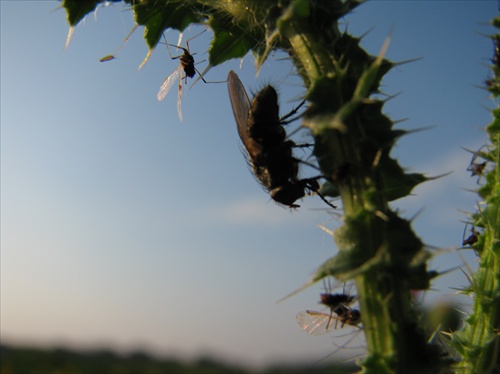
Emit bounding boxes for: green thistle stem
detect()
[282,15,440,373]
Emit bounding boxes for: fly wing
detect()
[227,70,261,160]
[157,68,181,101]
[177,73,183,122]
[296,310,334,336]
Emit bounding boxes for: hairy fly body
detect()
[227,70,335,209]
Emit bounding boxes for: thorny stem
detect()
[450,17,500,373]
[282,11,441,374]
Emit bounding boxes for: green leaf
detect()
[63,0,101,26]
[378,156,428,201]
[289,0,310,18]
[133,1,204,49]
[208,15,261,66]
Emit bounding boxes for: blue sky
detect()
[1,0,498,368]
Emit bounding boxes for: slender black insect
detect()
[158,30,221,122]
[227,70,336,209]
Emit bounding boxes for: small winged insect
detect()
[157,30,215,123]
[462,224,479,247]
[469,162,487,179]
[319,280,356,330]
[466,145,489,184]
[296,280,360,336]
[227,70,336,209]
[296,308,362,336]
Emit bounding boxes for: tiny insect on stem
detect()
[462,223,480,247]
[320,279,356,329]
[296,279,361,336]
[466,144,490,184]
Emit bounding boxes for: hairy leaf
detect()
[133,1,204,49]
[208,15,262,66]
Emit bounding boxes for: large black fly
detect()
[227,70,335,209]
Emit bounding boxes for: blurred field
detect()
[0,344,359,374]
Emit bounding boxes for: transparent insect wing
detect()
[157,67,181,102]
[227,72,250,128]
[296,310,335,336]
[227,71,261,159]
[177,74,183,123]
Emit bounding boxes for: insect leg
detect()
[280,99,307,124]
[304,177,337,209]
